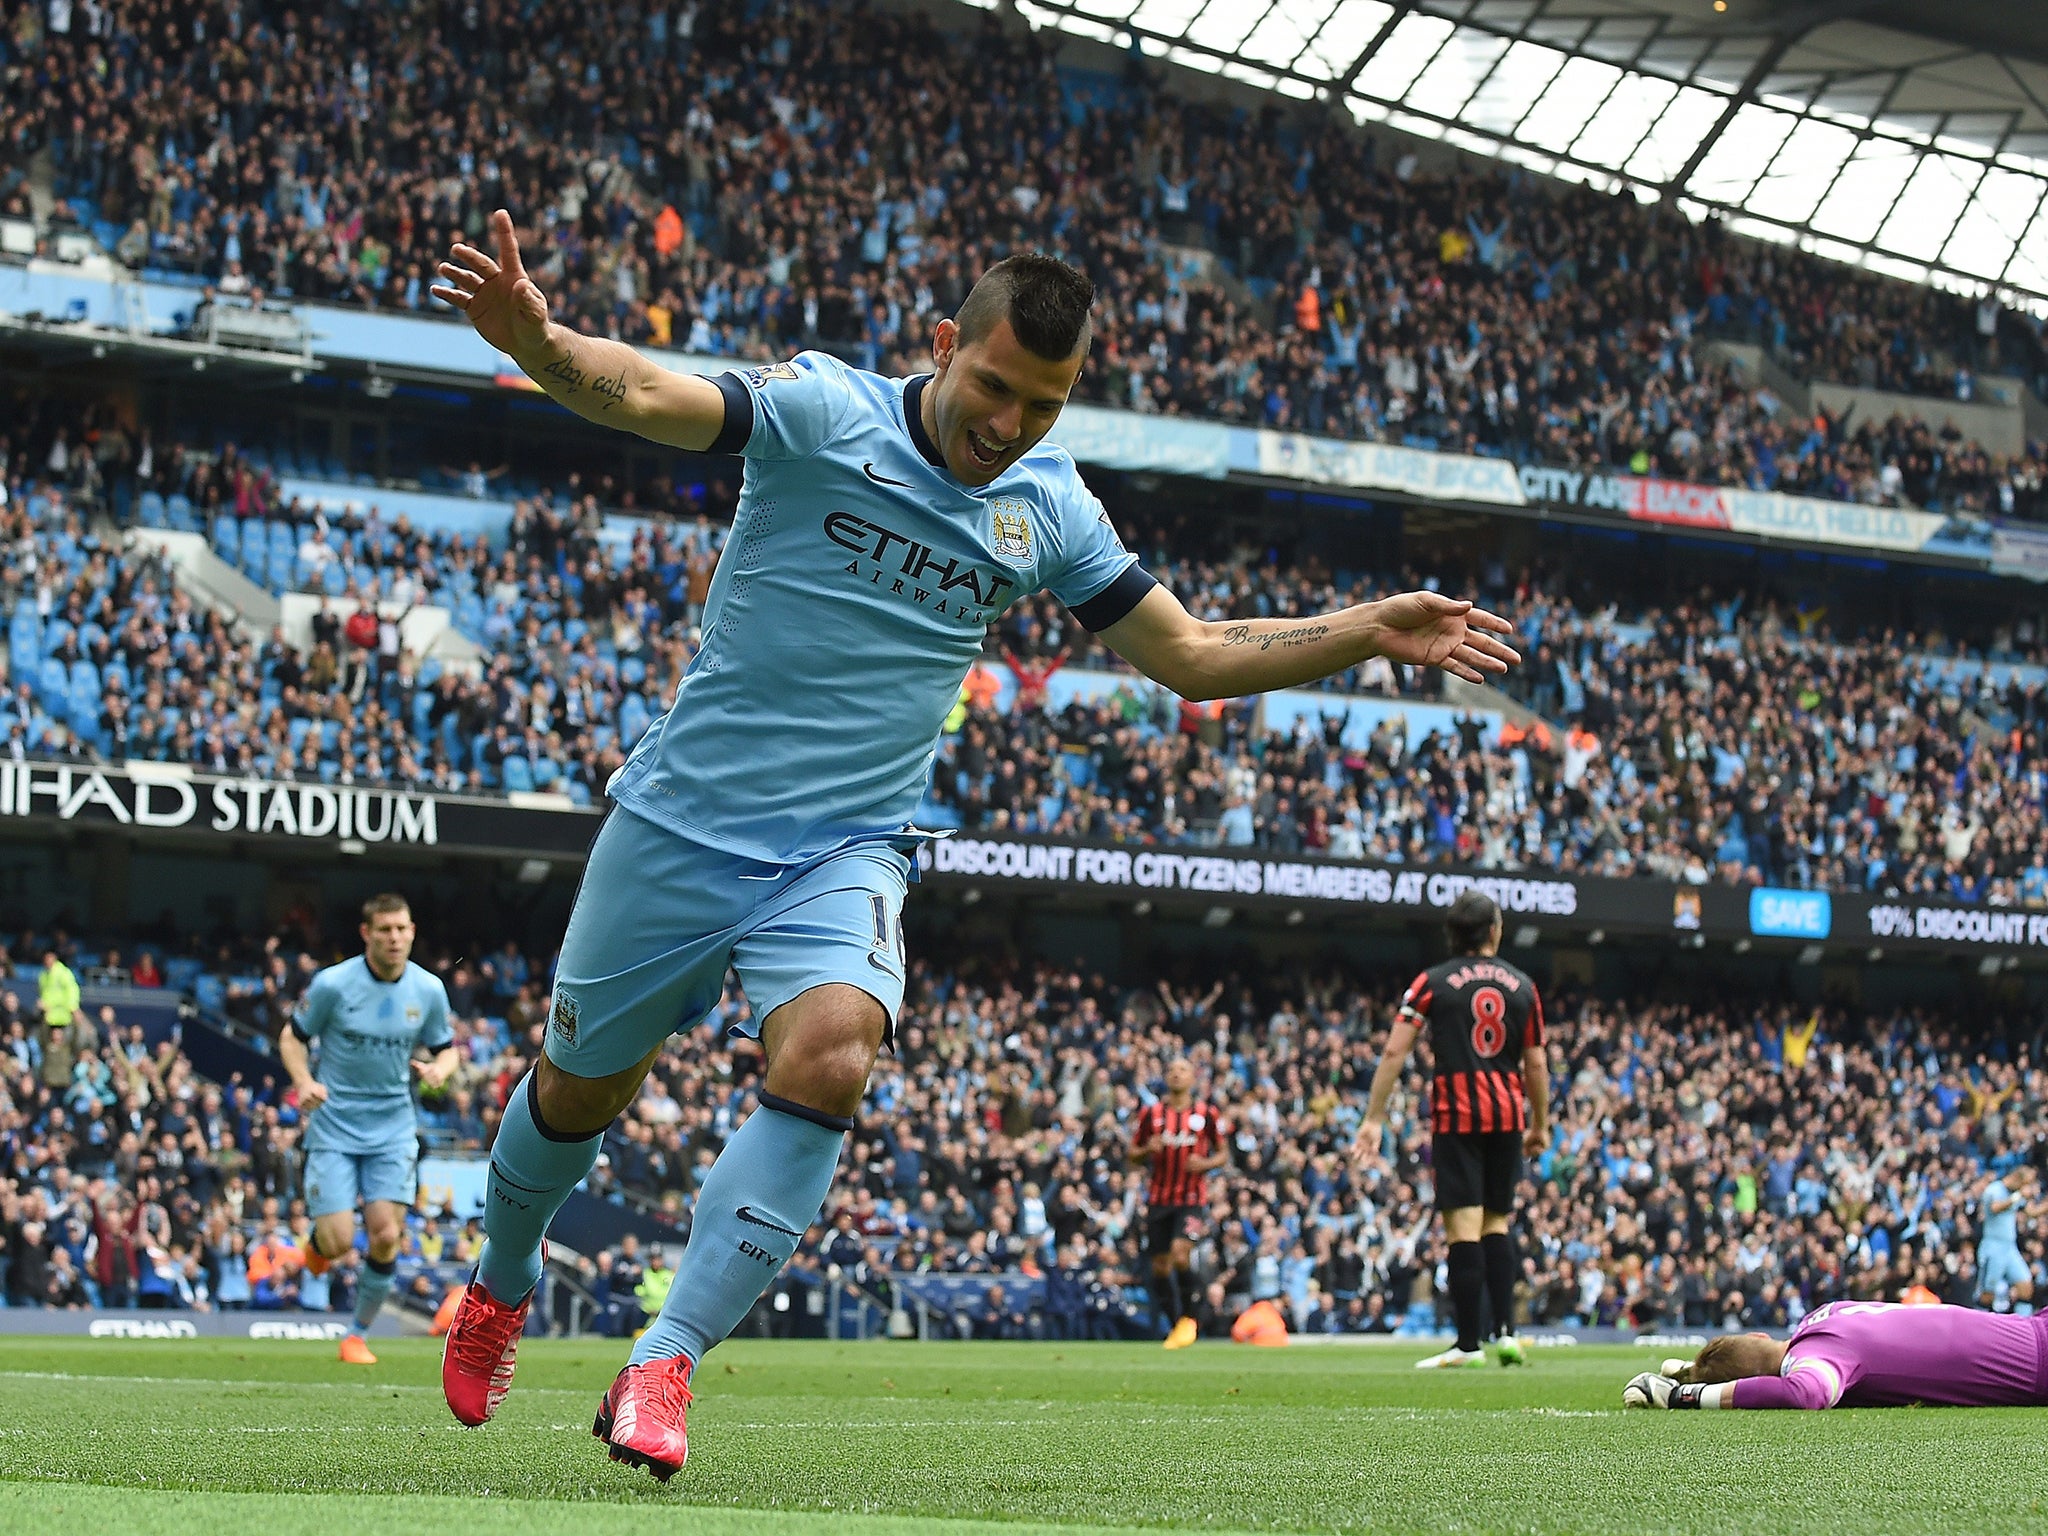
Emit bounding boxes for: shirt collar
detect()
[902,375,947,470]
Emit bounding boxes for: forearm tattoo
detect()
[1221,622,1333,652]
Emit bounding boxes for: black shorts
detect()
[1146,1205,1205,1259]
[1435,1131,1523,1214]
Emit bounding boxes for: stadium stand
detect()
[2,0,2044,515]
[3,0,2046,1369]
[4,395,2046,902]
[1,928,2040,1338]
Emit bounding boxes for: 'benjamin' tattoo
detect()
[1222,622,1331,652]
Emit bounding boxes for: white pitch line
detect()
[0,1369,589,1398]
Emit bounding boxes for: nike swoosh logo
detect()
[867,952,901,978]
[735,1206,804,1238]
[863,461,914,488]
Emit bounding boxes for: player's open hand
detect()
[412,1057,453,1091]
[1369,592,1520,684]
[1351,1120,1385,1171]
[431,208,552,360]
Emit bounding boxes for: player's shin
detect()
[353,1254,396,1333]
[1481,1231,1516,1336]
[476,1071,605,1303]
[1447,1241,1486,1354]
[629,1092,850,1368]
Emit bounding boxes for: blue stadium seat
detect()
[502,757,535,794]
[138,491,166,528]
[212,518,241,560]
[620,696,651,745]
[68,659,99,695]
[37,657,69,702]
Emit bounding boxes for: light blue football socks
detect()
[353,1254,395,1333]
[629,1094,849,1367]
[476,1072,604,1303]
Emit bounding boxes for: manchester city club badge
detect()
[989,499,1034,567]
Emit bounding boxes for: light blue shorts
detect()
[1979,1241,2032,1291]
[544,807,913,1078]
[304,1145,419,1218]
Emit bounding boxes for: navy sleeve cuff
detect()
[707,373,755,454]
[1071,562,1156,632]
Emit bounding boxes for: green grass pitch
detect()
[3,1337,2045,1535]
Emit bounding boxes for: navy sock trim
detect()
[527,1072,604,1144]
[757,1089,855,1133]
[366,1255,396,1276]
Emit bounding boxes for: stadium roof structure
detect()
[990,0,2048,308]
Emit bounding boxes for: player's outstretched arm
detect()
[1097,585,1519,701]
[431,210,728,451]
[1350,1019,1420,1168]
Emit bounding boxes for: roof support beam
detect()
[1334,0,1418,94]
[1662,0,1891,198]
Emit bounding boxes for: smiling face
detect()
[924,315,1086,486]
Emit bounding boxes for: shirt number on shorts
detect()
[1469,986,1508,1058]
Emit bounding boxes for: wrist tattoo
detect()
[1222,622,1332,652]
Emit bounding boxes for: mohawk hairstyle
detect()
[955,253,1096,360]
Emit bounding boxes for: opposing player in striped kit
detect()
[1130,1058,1230,1350]
[1354,891,1549,1369]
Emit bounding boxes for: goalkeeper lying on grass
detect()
[1624,1299,2048,1409]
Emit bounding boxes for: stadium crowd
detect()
[4,397,2046,905]
[2,925,2044,1342]
[2,0,2045,515]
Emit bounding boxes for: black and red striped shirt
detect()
[1133,1100,1230,1207]
[1397,957,1545,1135]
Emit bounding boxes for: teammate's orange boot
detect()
[338,1332,377,1365]
[593,1358,693,1481]
[1163,1316,1198,1350]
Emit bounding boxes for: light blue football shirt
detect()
[1983,1179,2020,1246]
[295,957,453,1155]
[609,351,1146,863]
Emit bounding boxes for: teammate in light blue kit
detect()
[431,209,1522,1477]
[279,893,456,1365]
[1976,1164,2036,1313]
